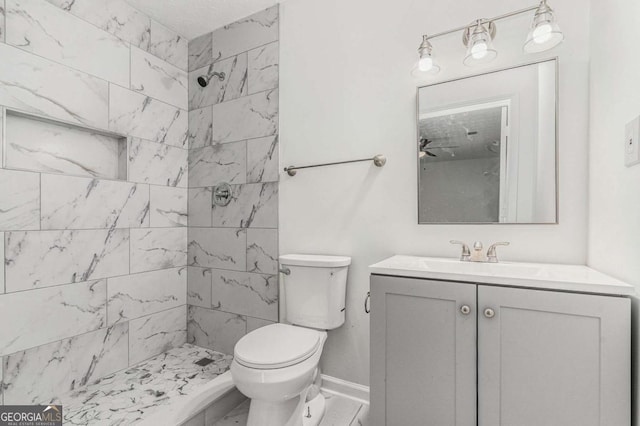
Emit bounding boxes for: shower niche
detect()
[3,109,128,180]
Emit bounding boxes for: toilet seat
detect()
[234,324,322,370]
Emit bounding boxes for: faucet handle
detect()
[487,242,510,263]
[450,240,471,261]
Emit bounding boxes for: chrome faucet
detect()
[450,240,471,261]
[486,241,510,263]
[450,240,510,263]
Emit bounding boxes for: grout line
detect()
[2,164,189,187]
[0,265,187,296]
[3,224,188,233]
[109,80,188,113]
[192,39,279,74]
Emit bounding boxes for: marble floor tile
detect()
[130,227,188,273]
[188,227,246,271]
[149,20,188,71]
[128,137,188,188]
[188,266,213,309]
[246,228,278,274]
[248,41,279,94]
[63,344,232,425]
[183,411,205,426]
[0,279,106,356]
[189,106,213,149]
[6,0,130,86]
[45,0,151,50]
[211,399,250,426]
[350,404,369,426]
[211,6,278,61]
[188,142,247,187]
[247,135,279,183]
[131,45,188,110]
[189,54,247,110]
[209,393,368,426]
[211,270,278,321]
[187,306,246,354]
[5,228,129,291]
[129,305,187,365]
[189,32,213,72]
[203,388,247,424]
[3,323,128,405]
[150,186,188,227]
[109,85,188,148]
[319,392,365,426]
[0,43,108,129]
[0,169,40,231]
[107,267,187,325]
[41,174,150,230]
[5,113,125,180]
[212,89,278,144]
[188,188,213,227]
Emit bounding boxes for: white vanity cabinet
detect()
[369,256,632,426]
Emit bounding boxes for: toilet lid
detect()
[234,324,322,369]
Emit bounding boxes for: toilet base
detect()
[247,397,301,426]
[302,393,326,426]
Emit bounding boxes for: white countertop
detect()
[369,255,635,296]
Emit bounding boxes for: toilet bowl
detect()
[230,254,351,426]
[230,323,328,426]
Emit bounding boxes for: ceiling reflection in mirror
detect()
[417,59,558,224]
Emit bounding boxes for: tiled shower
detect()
[186,6,280,355]
[0,0,279,408]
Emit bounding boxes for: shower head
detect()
[197,71,226,87]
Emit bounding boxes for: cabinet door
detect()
[478,285,630,426]
[370,276,477,426]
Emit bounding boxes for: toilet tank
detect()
[279,254,351,330]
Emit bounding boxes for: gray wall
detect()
[186,7,280,354]
[0,0,188,404]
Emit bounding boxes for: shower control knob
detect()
[460,305,471,315]
[484,308,495,318]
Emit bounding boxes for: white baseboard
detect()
[320,374,370,405]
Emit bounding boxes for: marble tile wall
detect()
[186,6,280,354]
[0,0,189,405]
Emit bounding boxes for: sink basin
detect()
[369,255,634,296]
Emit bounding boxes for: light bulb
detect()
[471,42,488,59]
[532,23,552,43]
[463,20,497,66]
[415,36,440,75]
[418,56,434,72]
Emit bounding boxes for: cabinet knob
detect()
[484,308,495,318]
[460,305,471,315]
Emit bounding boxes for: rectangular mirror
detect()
[417,59,558,224]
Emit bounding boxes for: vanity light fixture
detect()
[523,0,564,53]
[463,20,498,66]
[416,0,564,72]
[417,36,441,74]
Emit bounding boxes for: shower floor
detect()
[62,343,233,425]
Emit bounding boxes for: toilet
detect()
[230,254,351,426]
